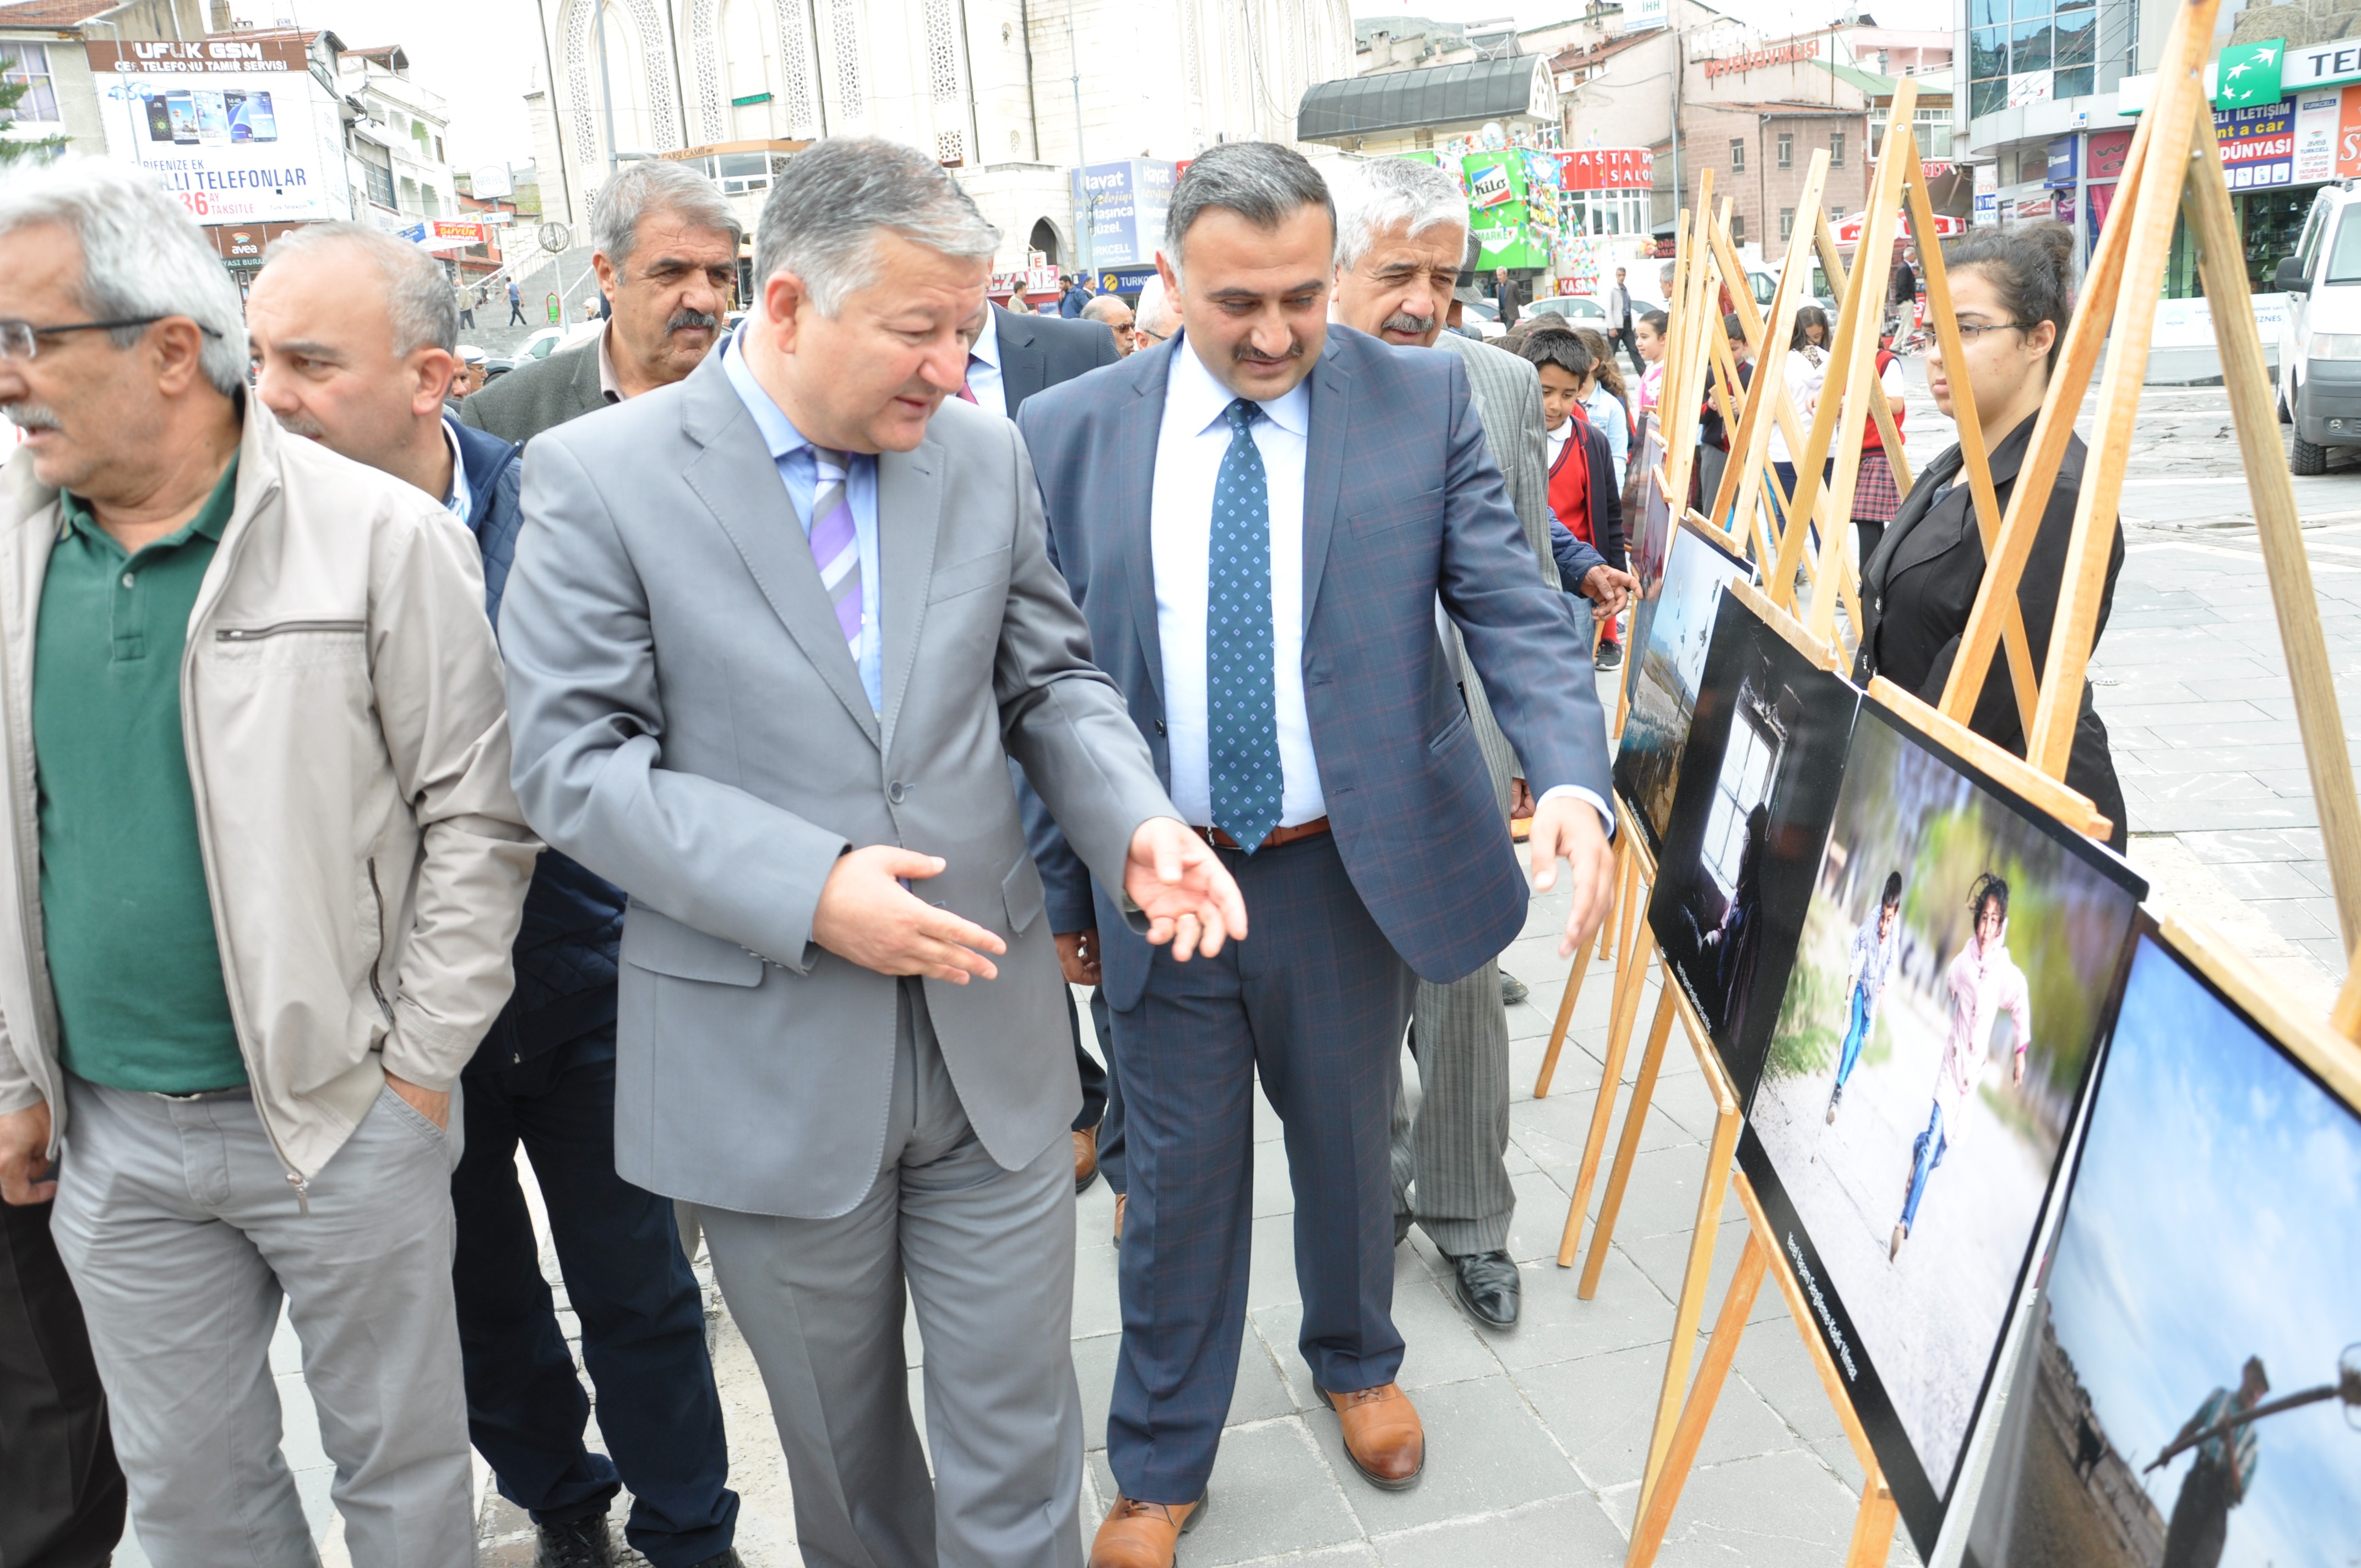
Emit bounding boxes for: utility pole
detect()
[1065,0,1090,273]
[596,0,618,176]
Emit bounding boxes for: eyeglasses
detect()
[1136,325,1169,342]
[1952,319,2034,342]
[0,315,225,362]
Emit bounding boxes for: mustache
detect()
[3,402,61,433]
[275,407,328,439]
[1232,338,1305,366]
[1379,311,1432,336]
[667,308,719,336]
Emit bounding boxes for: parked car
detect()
[1524,295,1609,328]
[1456,298,1506,341]
[2273,178,2361,473]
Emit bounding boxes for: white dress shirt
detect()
[1153,341,1324,830]
[965,305,1008,417]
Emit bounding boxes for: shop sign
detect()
[1559,146,1653,190]
[2007,70,2054,108]
[2044,136,2078,187]
[2086,128,2131,180]
[429,220,486,243]
[205,218,302,261]
[85,39,339,225]
[2216,97,2297,190]
[1699,36,1821,79]
[2286,37,2361,92]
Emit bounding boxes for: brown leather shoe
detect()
[1087,1492,1206,1568]
[1112,1192,1127,1245]
[1315,1379,1425,1490]
[1074,1128,1100,1194]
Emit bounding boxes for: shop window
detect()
[1970,0,2096,118]
[1777,132,1793,168]
[1730,138,1745,172]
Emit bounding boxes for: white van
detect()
[2273,179,2361,473]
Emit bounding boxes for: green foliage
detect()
[1766,952,1842,1081]
[0,54,66,166]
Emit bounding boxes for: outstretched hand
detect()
[1123,819,1249,962]
[1525,792,1616,959]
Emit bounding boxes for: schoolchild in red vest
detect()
[1516,328,1628,669]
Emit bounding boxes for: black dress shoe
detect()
[1446,1250,1522,1328]
[682,1551,744,1568]
[1499,971,1530,1006]
[534,1515,613,1568]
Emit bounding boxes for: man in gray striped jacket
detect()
[1328,160,1629,1330]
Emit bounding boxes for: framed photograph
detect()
[1646,587,1859,1104]
[1962,915,2361,1568]
[1740,696,2146,1554]
[1614,515,1755,859]
[1622,416,1671,597]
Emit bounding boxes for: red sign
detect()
[429,220,487,243]
[1557,146,1653,191]
[1830,209,1964,246]
[1700,37,1821,79]
[2086,128,2131,181]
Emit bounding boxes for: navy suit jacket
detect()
[1016,326,1613,1008]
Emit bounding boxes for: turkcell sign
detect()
[1069,159,1178,269]
[2216,97,2296,189]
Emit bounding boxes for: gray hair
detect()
[260,221,458,357]
[0,157,246,396]
[591,159,741,274]
[1133,273,1177,335]
[753,138,999,317]
[1162,141,1334,284]
[1331,157,1467,273]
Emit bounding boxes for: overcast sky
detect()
[215,0,1956,183]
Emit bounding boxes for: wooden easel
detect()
[1626,0,2361,1556]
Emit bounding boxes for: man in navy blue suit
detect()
[1018,143,1616,1568]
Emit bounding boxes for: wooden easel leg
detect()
[1533,941,1590,1099]
[1602,829,1631,964]
[1625,1232,1768,1568]
[1843,1467,1899,1568]
[1558,935,1657,1267]
[1578,986,1678,1299]
[1638,1098,1743,1502]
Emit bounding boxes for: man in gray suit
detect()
[460,161,740,447]
[498,138,1247,1568]
[1329,159,1632,1329]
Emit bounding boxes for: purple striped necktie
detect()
[807,445,862,656]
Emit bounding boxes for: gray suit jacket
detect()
[498,349,1176,1218]
[459,335,609,446]
[1436,331,1563,803]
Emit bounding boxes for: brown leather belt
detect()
[1195,816,1331,852]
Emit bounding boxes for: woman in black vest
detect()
[1856,221,2128,849]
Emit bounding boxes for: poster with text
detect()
[88,39,340,225]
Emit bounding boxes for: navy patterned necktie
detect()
[1207,398,1281,852]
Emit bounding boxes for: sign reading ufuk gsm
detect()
[85,40,339,225]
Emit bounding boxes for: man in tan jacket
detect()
[0,162,535,1567]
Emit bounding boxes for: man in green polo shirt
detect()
[36,465,244,1099]
[0,159,534,1568]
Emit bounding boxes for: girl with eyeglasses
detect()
[1854,221,2128,848]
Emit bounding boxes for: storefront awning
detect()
[1297,55,1553,141]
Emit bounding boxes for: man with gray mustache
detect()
[460,161,739,449]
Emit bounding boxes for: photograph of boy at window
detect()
[1857,222,2128,849]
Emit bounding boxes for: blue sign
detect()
[2044,135,2079,188]
[398,221,427,243]
[1094,267,1159,296]
[1070,159,1178,269]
